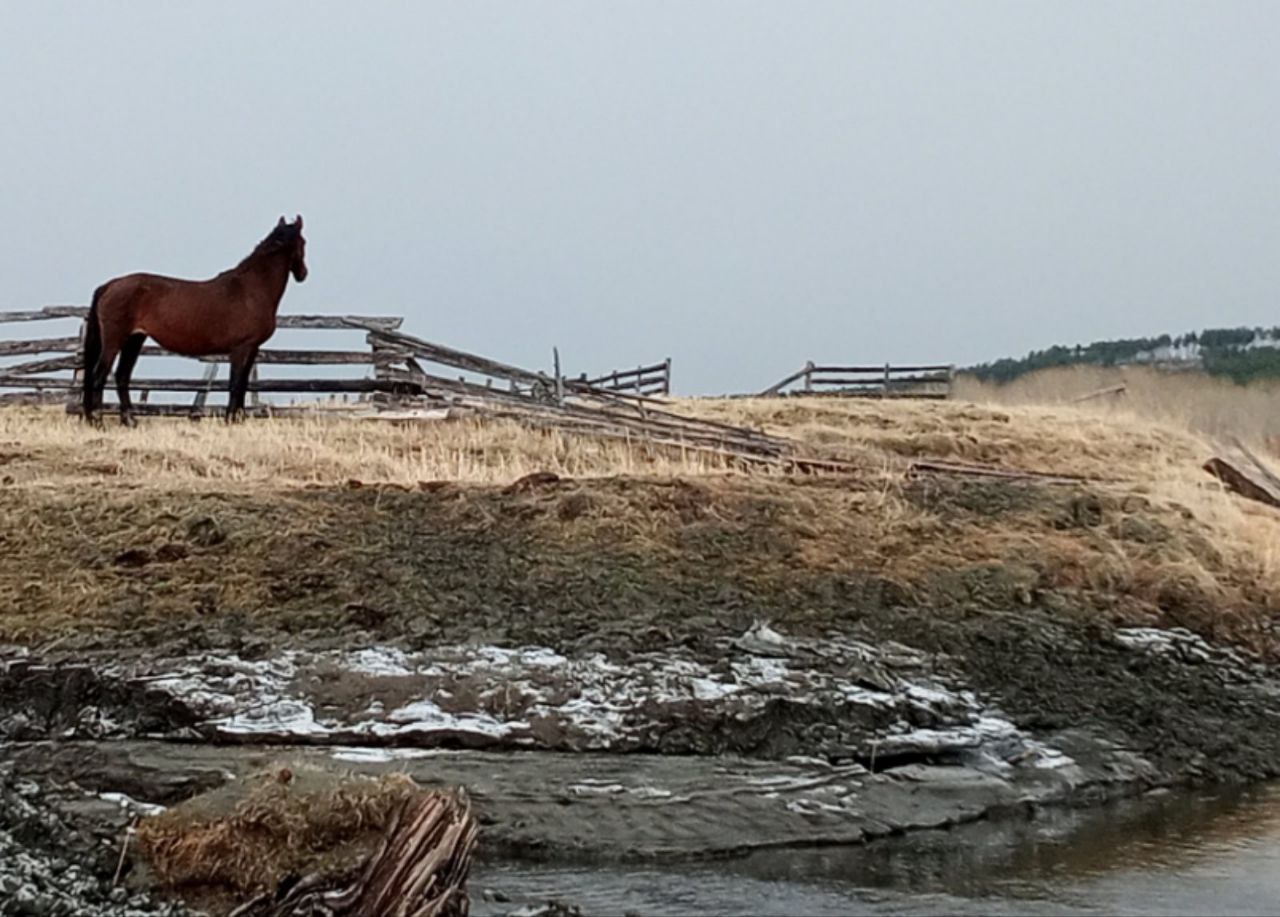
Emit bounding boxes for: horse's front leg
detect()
[225,345,258,424]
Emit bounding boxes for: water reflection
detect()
[473,783,1280,916]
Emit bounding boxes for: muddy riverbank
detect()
[5,403,1280,912]
[4,610,1280,913]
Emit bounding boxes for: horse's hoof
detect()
[120,413,138,429]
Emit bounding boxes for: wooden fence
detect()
[759,362,955,399]
[579,358,670,396]
[0,306,674,415]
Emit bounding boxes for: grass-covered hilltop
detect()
[968,326,1280,386]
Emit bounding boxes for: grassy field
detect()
[956,363,1280,445]
[1,398,1278,658]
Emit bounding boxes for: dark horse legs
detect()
[226,345,259,422]
[114,333,146,427]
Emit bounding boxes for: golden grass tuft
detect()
[136,765,420,895]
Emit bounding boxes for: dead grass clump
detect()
[136,765,419,895]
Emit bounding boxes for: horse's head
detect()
[275,215,308,282]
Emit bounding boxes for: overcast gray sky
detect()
[1,2,1276,393]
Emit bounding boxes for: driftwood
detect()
[1198,443,1280,509]
[234,790,476,917]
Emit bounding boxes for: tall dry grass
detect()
[955,364,1280,445]
[0,407,741,491]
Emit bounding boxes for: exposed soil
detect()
[5,465,1280,915]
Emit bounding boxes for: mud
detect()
[5,476,1280,913]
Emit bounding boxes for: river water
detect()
[473,783,1280,916]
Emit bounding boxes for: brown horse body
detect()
[83,216,308,425]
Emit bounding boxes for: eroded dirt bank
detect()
[3,471,1280,913]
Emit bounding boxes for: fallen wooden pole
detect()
[237,789,477,917]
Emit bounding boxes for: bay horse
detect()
[82,215,308,426]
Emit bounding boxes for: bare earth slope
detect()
[3,400,1280,914]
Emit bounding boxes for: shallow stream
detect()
[473,782,1280,916]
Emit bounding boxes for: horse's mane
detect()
[253,222,302,255]
[227,223,301,272]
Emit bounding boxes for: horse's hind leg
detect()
[89,340,123,427]
[114,333,146,427]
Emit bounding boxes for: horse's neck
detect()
[234,251,291,311]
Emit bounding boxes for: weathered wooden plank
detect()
[2,354,80,375]
[759,366,812,397]
[0,306,88,323]
[276,314,402,330]
[0,336,82,356]
[810,364,954,374]
[0,374,407,394]
[191,364,219,410]
[1204,457,1280,509]
[810,374,950,387]
[0,309,401,330]
[365,327,549,387]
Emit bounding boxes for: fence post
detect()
[553,347,564,405]
[803,361,814,393]
[65,318,87,414]
[191,363,218,414]
[663,357,671,396]
[882,362,891,398]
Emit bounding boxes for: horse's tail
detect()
[81,284,106,417]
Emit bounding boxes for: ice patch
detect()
[99,792,166,818]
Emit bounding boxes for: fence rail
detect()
[0,306,675,417]
[580,358,671,396]
[0,306,421,416]
[760,361,954,399]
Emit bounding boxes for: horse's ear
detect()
[277,216,286,228]
[295,215,303,230]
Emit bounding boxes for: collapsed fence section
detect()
[759,362,954,399]
[0,306,676,418]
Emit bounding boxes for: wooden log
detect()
[1204,456,1280,509]
[235,790,476,917]
[1231,438,1280,495]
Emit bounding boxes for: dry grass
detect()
[137,765,419,896]
[0,407,740,491]
[3,396,1279,657]
[956,363,1280,444]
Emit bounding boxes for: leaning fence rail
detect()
[759,361,954,399]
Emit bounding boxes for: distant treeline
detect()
[968,326,1280,385]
